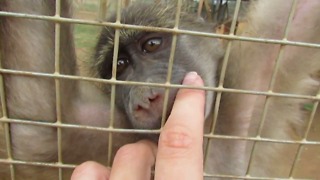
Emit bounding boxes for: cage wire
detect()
[0,0,320,179]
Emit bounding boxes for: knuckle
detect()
[159,126,194,150]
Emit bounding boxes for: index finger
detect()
[155,72,205,180]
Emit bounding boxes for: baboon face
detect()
[94,4,222,129]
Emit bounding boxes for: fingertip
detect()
[109,140,157,180]
[175,72,205,107]
[71,161,110,180]
[137,140,158,159]
[182,71,204,86]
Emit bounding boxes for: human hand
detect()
[71,71,205,180]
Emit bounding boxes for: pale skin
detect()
[71,72,205,180]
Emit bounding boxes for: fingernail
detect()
[183,71,199,85]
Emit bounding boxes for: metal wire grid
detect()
[0,0,319,179]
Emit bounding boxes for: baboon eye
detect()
[142,37,162,53]
[116,57,130,75]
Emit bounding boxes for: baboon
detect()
[0,0,319,179]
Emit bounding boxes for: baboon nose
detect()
[148,93,160,103]
[134,92,162,111]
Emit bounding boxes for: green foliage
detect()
[79,3,98,12]
[303,103,315,112]
[74,25,100,49]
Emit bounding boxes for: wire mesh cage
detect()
[0,0,319,179]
